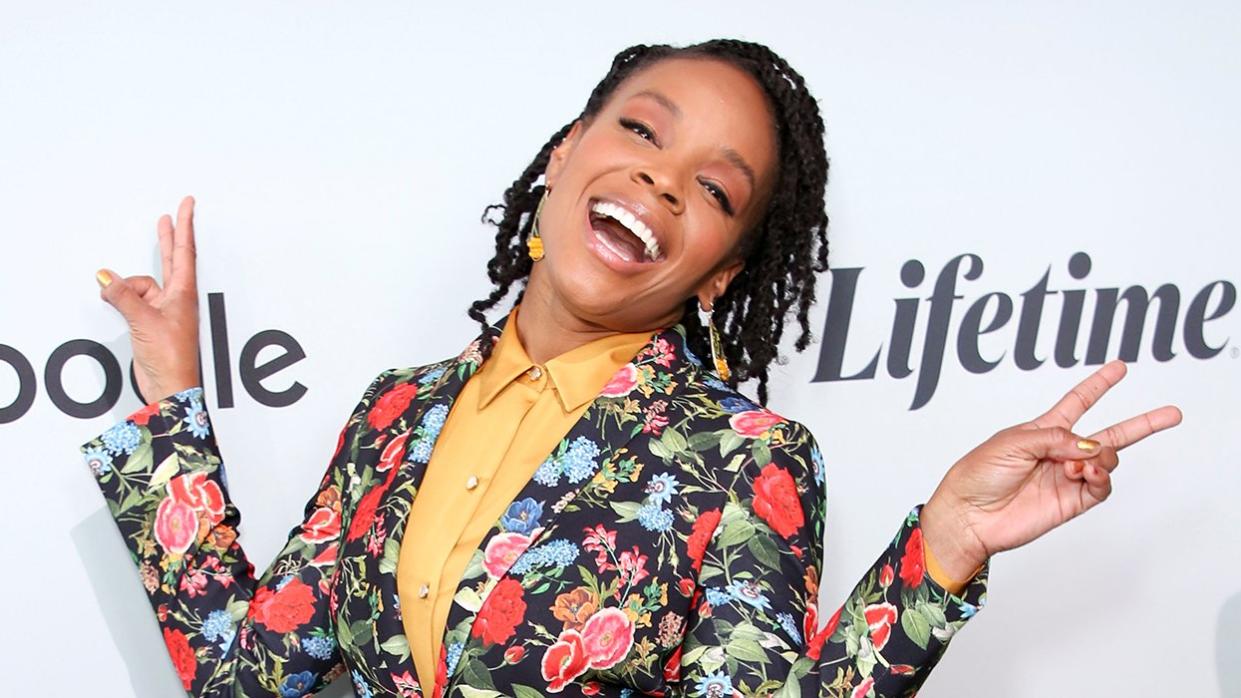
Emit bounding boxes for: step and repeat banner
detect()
[3,2,1237,696]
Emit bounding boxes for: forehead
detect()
[604,57,778,173]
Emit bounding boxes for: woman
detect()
[80,40,1181,698]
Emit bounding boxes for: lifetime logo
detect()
[1,292,307,423]
[812,252,1236,409]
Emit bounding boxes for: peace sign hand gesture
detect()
[918,360,1184,582]
[94,195,203,405]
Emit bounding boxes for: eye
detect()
[700,179,735,216]
[619,117,658,145]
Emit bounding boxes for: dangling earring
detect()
[528,186,549,261]
[698,299,731,381]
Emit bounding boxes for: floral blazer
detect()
[79,321,989,698]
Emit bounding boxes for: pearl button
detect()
[528,366,543,380]
[466,475,479,490]
[418,584,430,599]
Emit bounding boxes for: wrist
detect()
[920,496,988,583]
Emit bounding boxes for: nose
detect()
[631,166,684,214]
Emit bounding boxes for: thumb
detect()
[96,268,153,323]
[1019,426,1105,462]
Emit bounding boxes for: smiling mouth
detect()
[588,199,664,263]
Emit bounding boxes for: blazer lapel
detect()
[349,319,704,697]
[435,323,702,695]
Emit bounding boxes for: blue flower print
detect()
[502,497,544,535]
[302,634,336,661]
[509,539,579,575]
[418,366,447,385]
[532,454,561,487]
[82,445,113,476]
[183,400,210,439]
[201,609,233,642]
[719,396,757,414]
[704,587,733,607]
[695,669,734,698]
[446,641,464,676]
[644,473,679,505]
[562,437,601,483]
[173,385,203,402]
[407,437,434,464]
[637,503,674,532]
[959,600,978,619]
[777,611,803,646]
[420,403,449,438]
[811,445,826,487]
[727,579,772,610]
[100,421,141,456]
[701,374,728,391]
[280,670,317,697]
[351,670,373,698]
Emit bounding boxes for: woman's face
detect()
[527,56,779,333]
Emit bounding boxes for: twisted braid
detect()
[469,39,831,404]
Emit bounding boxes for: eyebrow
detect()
[632,88,757,191]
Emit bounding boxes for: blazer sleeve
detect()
[78,372,391,697]
[675,421,990,698]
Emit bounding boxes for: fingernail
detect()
[95,269,112,288]
[1077,439,1100,452]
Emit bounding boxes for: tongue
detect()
[592,215,648,262]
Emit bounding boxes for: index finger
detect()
[1031,359,1128,429]
[170,195,197,291]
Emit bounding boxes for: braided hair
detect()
[469,39,830,405]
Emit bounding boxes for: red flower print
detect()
[600,364,638,397]
[434,643,447,698]
[805,602,842,661]
[752,464,804,540]
[472,578,526,646]
[154,497,197,554]
[346,483,387,542]
[249,578,316,633]
[686,509,721,570]
[900,527,926,588]
[582,524,617,571]
[580,607,635,670]
[663,645,682,682]
[377,429,411,472]
[131,402,161,426]
[392,670,420,698]
[851,676,875,698]
[541,629,589,693]
[483,532,533,579]
[863,602,898,651]
[367,382,418,431]
[168,472,226,522]
[163,626,197,690]
[880,563,894,588]
[504,645,525,664]
[300,506,341,544]
[581,682,602,696]
[617,547,649,588]
[728,408,784,438]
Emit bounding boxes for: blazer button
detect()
[466,475,479,490]
[528,366,543,380]
[418,584,430,599]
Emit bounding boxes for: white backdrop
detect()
[3,2,1238,696]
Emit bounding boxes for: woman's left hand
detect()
[918,359,1183,581]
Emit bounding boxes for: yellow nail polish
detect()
[95,270,112,288]
[1077,438,1100,452]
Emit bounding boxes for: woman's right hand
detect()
[95,195,203,404]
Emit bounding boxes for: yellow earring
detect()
[528,187,549,262]
[698,299,731,381]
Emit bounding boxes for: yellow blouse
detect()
[395,305,970,686]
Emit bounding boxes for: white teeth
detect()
[590,200,661,261]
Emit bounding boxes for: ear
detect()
[696,258,745,310]
[544,119,585,190]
